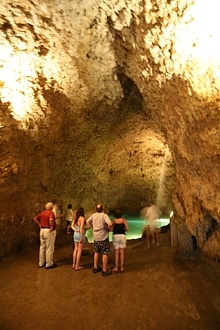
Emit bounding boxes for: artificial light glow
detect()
[0,45,47,123]
[143,0,220,99]
[0,37,80,128]
[86,215,170,242]
[1,0,219,128]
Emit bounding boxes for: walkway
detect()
[0,232,220,330]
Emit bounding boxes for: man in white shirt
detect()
[145,203,162,248]
[86,204,112,276]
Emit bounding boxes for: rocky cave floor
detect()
[0,231,220,330]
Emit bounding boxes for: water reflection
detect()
[85,214,170,243]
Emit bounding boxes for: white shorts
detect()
[113,234,126,249]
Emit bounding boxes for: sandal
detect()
[75,266,84,271]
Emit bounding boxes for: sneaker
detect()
[93,266,102,273]
[102,269,112,277]
[46,263,57,269]
[157,242,160,246]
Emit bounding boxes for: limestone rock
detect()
[0,0,219,260]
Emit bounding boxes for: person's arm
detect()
[71,222,79,232]
[49,216,54,232]
[79,217,85,243]
[146,209,149,219]
[55,212,64,219]
[85,216,92,229]
[106,217,112,232]
[53,206,64,219]
[123,219,129,231]
[71,212,77,231]
[33,215,41,229]
[110,220,114,232]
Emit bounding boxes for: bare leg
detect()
[113,249,119,271]
[119,248,125,271]
[152,231,155,244]
[146,232,151,248]
[156,230,161,246]
[72,242,78,268]
[94,252,99,269]
[102,254,108,272]
[75,243,83,269]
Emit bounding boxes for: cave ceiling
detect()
[0,0,220,259]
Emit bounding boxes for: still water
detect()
[85,214,170,243]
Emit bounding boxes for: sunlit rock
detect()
[0,0,220,260]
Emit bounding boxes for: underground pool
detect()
[85,214,170,243]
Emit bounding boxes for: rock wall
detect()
[0,0,219,259]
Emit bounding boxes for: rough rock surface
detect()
[0,1,219,259]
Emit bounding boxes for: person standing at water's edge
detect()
[112,208,129,273]
[86,204,112,276]
[33,202,57,269]
[144,203,162,248]
[71,207,85,271]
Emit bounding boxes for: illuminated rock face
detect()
[0,0,219,259]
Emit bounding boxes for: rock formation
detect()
[0,0,219,259]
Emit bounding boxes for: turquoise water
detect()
[85,214,170,243]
